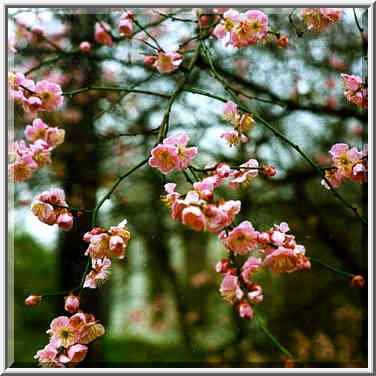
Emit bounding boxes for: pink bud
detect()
[32,26,44,35]
[119,19,133,36]
[64,294,80,313]
[296,256,311,270]
[57,213,74,231]
[238,301,254,320]
[277,34,288,48]
[351,275,365,288]
[262,165,277,177]
[200,15,210,27]
[215,258,231,274]
[144,55,156,66]
[79,41,91,52]
[25,295,41,306]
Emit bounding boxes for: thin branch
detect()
[197,42,367,226]
[309,257,354,278]
[353,8,364,33]
[62,86,170,99]
[131,16,164,52]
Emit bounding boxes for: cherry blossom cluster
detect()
[220,101,255,147]
[83,219,131,288]
[161,159,276,233]
[31,188,74,231]
[341,73,368,109]
[8,118,65,183]
[163,182,241,233]
[205,159,276,189]
[8,72,64,114]
[213,9,268,48]
[217,221,311,319]
[321,143,368,189]
[144,51,183,73]
[148,132,197,174]
[298,8,342,32]
[34,311,105,367]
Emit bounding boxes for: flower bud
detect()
[351,275,365,288]
[262,165,277,177]
[79,41,91,52]
[215,258,231,274]
[57,212,74,231]
[119,19,133,36]
[238,300,254,320]
[144,55,156,67]
[64,294,80,313]
[25,294,41,306]
[200,15,210,27]
[284,358,296,367]
[277,34,288,48]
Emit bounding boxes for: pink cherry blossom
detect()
[213,24,227,39]
[299,8,342,32]
[262,247,299,273]
[241,256,262,283]
[109,235,127,259]
[24,118,48,143]
[220,273,243,304]
[45,127,65,148]
[148,144,179,174]
[226,10,268,48]
[31,201,56,225]
[182,206,206,231]
[154,51,183,73]
[85,233,111,259]
[67,344,88,363]
[223,101,239,124]
[341,74,367,109]
[163,133,198,170]
[220,221,259,255]
[84,258,112,289]
[35,80,64,111]
[239,113,255,133]
[34,343,61,367]
[47,316,78,348]
[221,130,248,147]
[228,159,259,189]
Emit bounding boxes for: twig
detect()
[62,86,170,99]
[198,42,367,226]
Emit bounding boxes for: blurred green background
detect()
[8,7,368,368]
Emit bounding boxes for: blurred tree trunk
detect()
[56,13,109,366]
